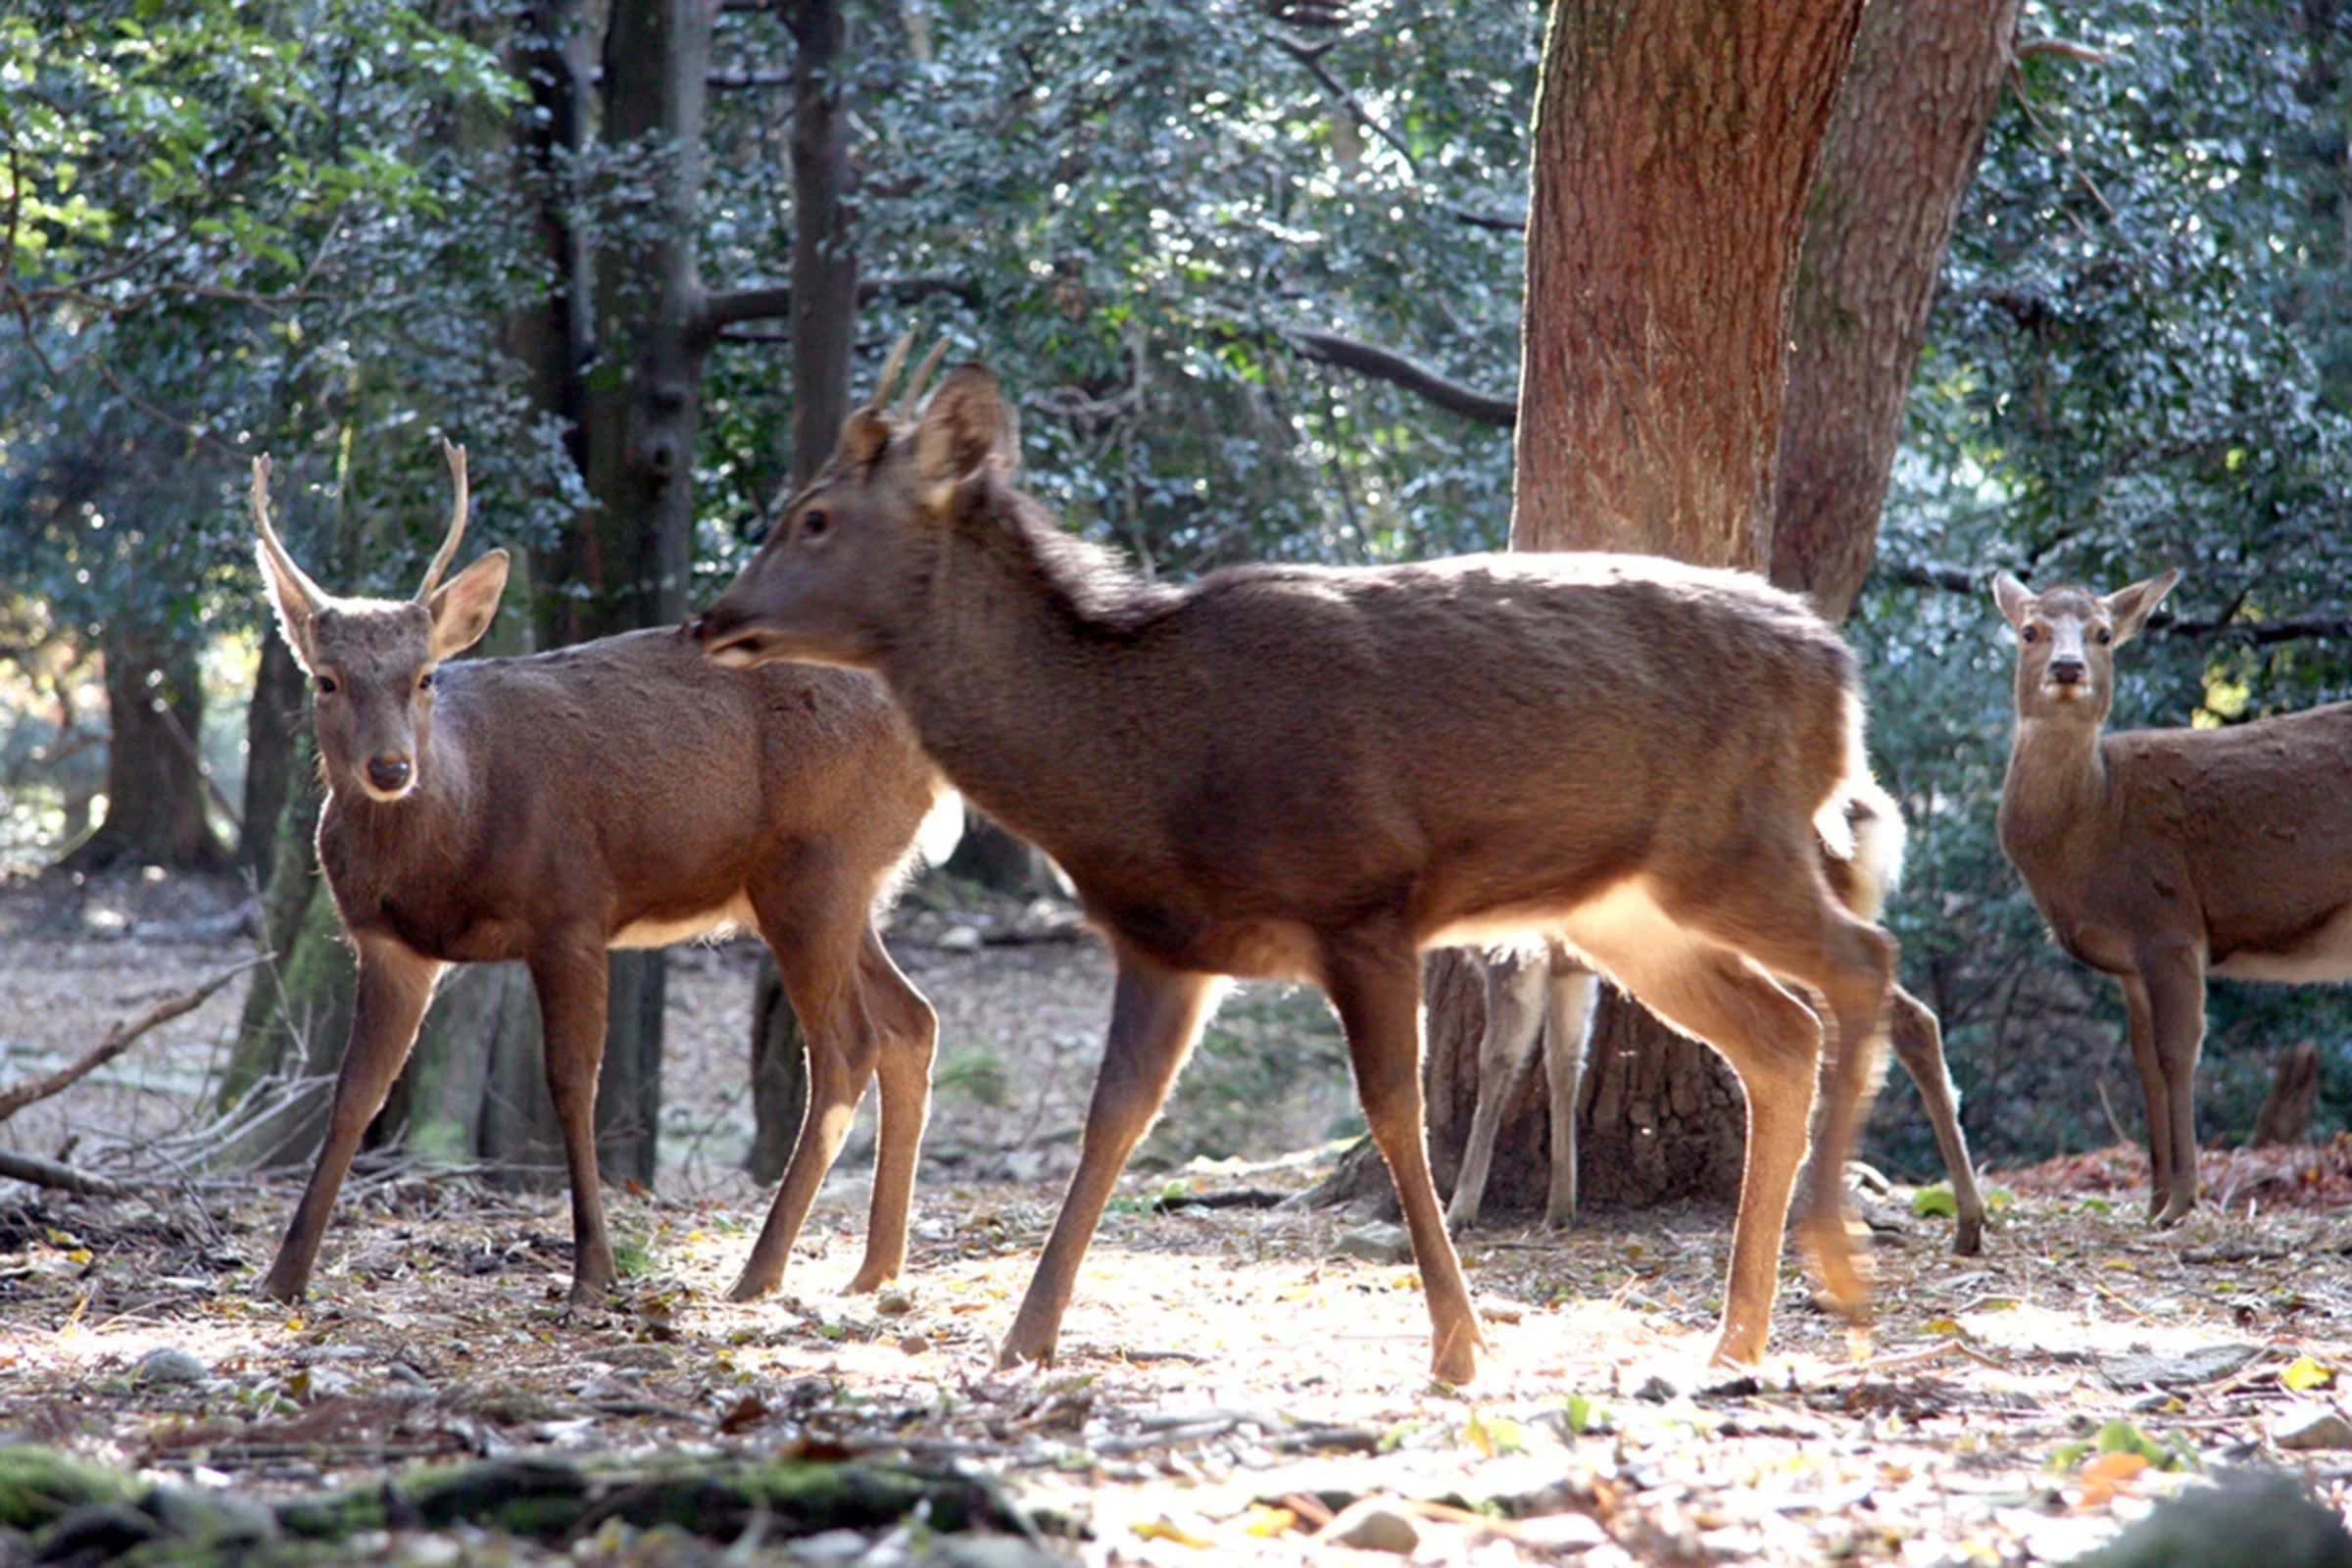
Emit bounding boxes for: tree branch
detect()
[1283,327,1517,426]
[695,274,976,341]
[1449,206,1526,234]
[1271,34,1421,175]
[0,1149,131,1198]
[1880,561,2352,645]
[0,957,261,1126]
[2015,37,2118,65]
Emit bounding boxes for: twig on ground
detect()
[0,1147,133,1197]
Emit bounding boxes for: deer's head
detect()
[254,442,510,804]
[692,338,1016,671]
[1992,568,2179,727]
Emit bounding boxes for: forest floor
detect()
[4,869,2352,1565]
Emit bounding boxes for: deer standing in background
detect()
[692,347,1902,1381]
[1448,929,1987,1255]
[1993,568,2352,1225]
[250,443,952,1305]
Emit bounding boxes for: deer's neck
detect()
[318,727,482,907]
[1997,713,2114,868]
[881,494,1158,851]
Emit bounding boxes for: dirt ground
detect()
[5,870,2352,1565]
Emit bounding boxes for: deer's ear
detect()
[427,549,510,661]
[914,365,1019,506]
[2104,567,2180,647]
[257,541,320,673]
[1990,571,2034,630]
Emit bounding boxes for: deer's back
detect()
[944,554,1859,971]
[2105,698,2352,970]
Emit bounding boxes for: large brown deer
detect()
[1447,934,1987,1255]
[690,349,1902,1381]
[1993,567,2352,1225]
[249,442,951,1305]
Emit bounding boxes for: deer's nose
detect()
[367,755,413,793]
[2048,656,2086,687]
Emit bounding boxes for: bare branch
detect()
[1449,205,1526,234]
[696,274,976,341]
[1272,34,1421,176]
[0,1149,132,1197]
[0,957,261,1125]
[1880,560,1981,595]
[1284,327,1517,427]
[2016,37,2118,65]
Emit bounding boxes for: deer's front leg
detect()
[529,936,617,1300]
[2135,948,2209,1228]
[259,938,442,1301]
[2117,973,2173,1223]
[1000,949,1216,1371]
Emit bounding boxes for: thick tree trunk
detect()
[1771,0,2023,620]
[1414,0,2020,1223]
[237,630,308,880]
[745,0,859,1182]
[68,626,227,873]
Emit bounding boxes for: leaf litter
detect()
[3,871,2351,1562]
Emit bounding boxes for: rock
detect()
[1319,1496,1420,1554]
[929,1537,1077,1568]
[937,925,983,953]
[142,1483,278,1546]
[899,1334,931,1356]
[2095,1344,2263,1391]
[32,1502,159,1559]
[132,1347,207,1386]
[790,1528,870,1563]
[1335,1223,1414,1266]
[2066,1470,2352,1567]
[2275,1404,2352,1451]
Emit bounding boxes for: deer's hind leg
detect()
[1580,931,1823,1367]
[1446,949,1552,1237]
[1886,985,1984,1254]
[848,925,938,1294]
[730,864,884,1301]
[1654,849,1894,1327]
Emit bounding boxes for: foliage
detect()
[0,0,580,654]
[1860,0,2352,1169]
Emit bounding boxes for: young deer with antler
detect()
[692,348,1902,1381]
[1446,927,1986,1254]
[1994,568,2352,1225]
[250,441,953,1305]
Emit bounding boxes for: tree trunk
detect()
[2250,1042,2320,1148]
[1771,0,2024,620]
[68,625,226,873]
[744,0,859,1183]
[527,0,723,1188]
[237,629,308,881]
[1413,0,2021,1223]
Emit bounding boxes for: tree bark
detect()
[1771,0,2024,620]
[237,628,309,880]
[67,625,227,873]
[745,0,860,1183]
[1413,0,2021,1223]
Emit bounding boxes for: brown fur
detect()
[249,453,947,1307]
[1993,569,2352,1224]
[693,362,1904,1379]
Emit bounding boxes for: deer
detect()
[1992,567,2352,1226]
[1446,931,1987,1256]
[248,440,955,1307]
[689,344,1904,1382]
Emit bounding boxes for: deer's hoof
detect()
[254,1273,305,1305]
[845,1265,895,1296]
[1430,1336,1481,1387]
[1952,1212,1985,1256]
[725,1269,778,1303]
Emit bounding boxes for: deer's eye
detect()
[802,508,831,540]
[315,674,340,695]
[417,670,435,692]
[2093,626,2114,645]
[2019,625,2040,644]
